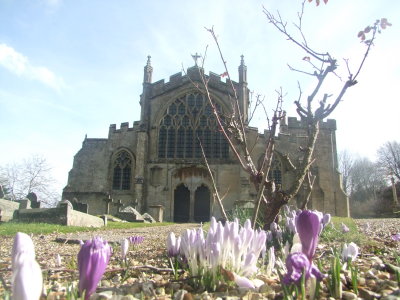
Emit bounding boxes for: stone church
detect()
[62,56,349,222]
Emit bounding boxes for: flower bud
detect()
[12,253,43,300]
[78,237,111,299]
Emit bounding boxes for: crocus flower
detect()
[283,252,324,285]
[12,253,43,300]
[11,232,43,300]
[391,233,400,241]
[322,213,331,227]
[266,246,275,276]
[234,272,255,289]
[285,210,325,286]
[166,232,181,257]
[341,223,350,233]
[295,210,322,261]
[78,237,112,299]
[341,242,359,262]
[286,217,297,234]
[128,236,144,245]
[12,232,35,271]
[55,253,62,267]
[121,238,129,259]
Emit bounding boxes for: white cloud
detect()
[0,43,65,91]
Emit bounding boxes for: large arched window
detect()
[158,93,229,159]
[112,151,132,190]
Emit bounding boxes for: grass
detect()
[0,221,174,237]
[320,216,377,248]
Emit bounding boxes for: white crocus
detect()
[121,238,129,260]
[11,232,43,300]
[290,233,302,254]
[341,242,359,262]
[55,253,62,267]
[266,246,275,276]
[12,253,43,300]
[12,232,35,271]
[233,273,255,289]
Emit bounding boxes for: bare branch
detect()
[199,139,228,221]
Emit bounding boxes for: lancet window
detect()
[269,159,282,185]
[158,93,229,159]
[112,151,132,190]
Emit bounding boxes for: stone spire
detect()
[238,55,249,124]
[238,55,247,84]
[143,55,153,84]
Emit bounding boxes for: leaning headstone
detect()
[142,212,156,223]
[117,206,144,222]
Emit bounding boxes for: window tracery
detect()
[158,93,229,159]
[112,151,132,190]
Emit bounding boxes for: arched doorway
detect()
[174,184,190,222]
[194,185,211,222]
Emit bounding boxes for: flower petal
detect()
[234,273,255,289]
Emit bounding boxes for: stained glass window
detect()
[158,93,229,159]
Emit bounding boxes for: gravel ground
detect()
[0,219,399,299]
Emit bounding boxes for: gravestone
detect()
[117,206,145,222]
[0,198,20,222]
[26,192,41,208]
[71,198,89,214]
[142,212,156,223]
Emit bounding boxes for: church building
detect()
[62,56,349,221]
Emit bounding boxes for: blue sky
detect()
[1,0,399,195]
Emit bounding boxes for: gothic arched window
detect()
[158,93,229,159]
[269,159,282,185]
[112,151,132,190]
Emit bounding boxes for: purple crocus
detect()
[296,210,322,261]
[284,210,325,285]
[322,213,331,226]
[341,223,350,233]
[128,236,144,245]
[283,252,324,284]
[78,237,112,299]
[392,233,400,241]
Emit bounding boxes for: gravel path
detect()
[0,219,399,299]
[0,223,200,286]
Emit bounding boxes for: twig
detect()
[198,139,228,221]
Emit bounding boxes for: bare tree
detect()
[377,141,400,181]
[338,150,354,195]
[348,157,386,203]
[196,1,390,229]
[0,155,60,207]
